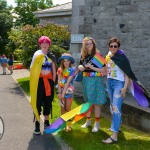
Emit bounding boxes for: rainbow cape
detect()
[91,52,106,68]
[44,103,94,134]
[30,54,45,122]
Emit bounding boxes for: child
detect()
[1,54,8,75]
[57,53,75,131]
[8,53,14,74]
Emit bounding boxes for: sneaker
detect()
[44,120,50,129]
[81,120,91,128]
[92,122,100,132]
[34,121,41,135]
[66,120,72,131]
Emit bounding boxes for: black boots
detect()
[34,121,41,135]
[34,120,50,135]
[44,120,50,129]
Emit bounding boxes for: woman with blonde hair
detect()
[78,37,107,132]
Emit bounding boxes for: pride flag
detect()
[45,103,94,134]
[128,80,149,107]
[91,52,106,68]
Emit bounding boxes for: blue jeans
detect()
[107,78,125,133]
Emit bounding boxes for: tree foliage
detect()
[7,23,70,66]
[14,0,53,26]
[0,0,13,54]
[0,0,7,10]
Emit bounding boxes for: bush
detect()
[13,49,24,61]
[6,23,70,67]
[51,45,67,60]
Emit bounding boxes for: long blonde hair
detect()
[81,37,99,60]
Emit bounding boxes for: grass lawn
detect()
[17,77,150,150]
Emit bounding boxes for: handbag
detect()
[74,71,83,82]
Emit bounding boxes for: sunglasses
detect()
[109,45,118,48]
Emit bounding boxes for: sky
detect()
[7,0,72,7]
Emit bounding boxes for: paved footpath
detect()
[0,67,71,150]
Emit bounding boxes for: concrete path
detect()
[0,67,71,150]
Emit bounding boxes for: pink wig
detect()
[38,36,51,45]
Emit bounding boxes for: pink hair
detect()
[38,36,51,45]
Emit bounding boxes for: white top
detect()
[107,59,125,82]
[30,50,49,68]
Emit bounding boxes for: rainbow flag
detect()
[91,52,106,68]
[44,103,94,134]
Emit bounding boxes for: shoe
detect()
[81,120,91,128]
[92,122,100,132]
[44,120,50,129]
[34,121,41,135]
[66,120,72,131]
[102,136,117,144]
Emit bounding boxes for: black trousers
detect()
[37,78,54,116]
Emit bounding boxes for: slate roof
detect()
[33,2,72,17]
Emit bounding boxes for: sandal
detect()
[102,137,117,144]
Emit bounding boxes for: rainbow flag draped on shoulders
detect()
[44,103,94,134]
[90,52,106,68]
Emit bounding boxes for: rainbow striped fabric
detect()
[44,103,94,134]
[83,72,102,77]
[91,52,106,68]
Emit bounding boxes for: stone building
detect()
[71,0,150,132]
[33,2,72,26]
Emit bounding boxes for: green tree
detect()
[0,0,13,54]
[0,0,7,10]
[14,0,53,26]
[7,23,70,66]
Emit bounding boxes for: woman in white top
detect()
[102,37,129,144]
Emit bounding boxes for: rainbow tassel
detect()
[91,52,106,68]
[45,103,94,134]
